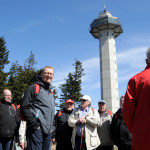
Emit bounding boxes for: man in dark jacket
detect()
[0,89,17,150]
[21,66,55,150]
[52,99,74,150]
[110,96,132,150]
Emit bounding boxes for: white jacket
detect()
[68,107,100,150]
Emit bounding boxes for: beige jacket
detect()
[68,107,100,150]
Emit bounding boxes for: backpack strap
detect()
[35,83,40,94]
[17,104,20,109]
[115,113,117,119]
[11,104,16,112]
[58,110,63,117]
[107,110,112,117]
[20,112,26,121]
[35,83,54,96]
[50,90,54,96]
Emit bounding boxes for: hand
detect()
[81,117,86,123]
[77,117,86,124]
[51,138,56,144]
[20,142,25,149]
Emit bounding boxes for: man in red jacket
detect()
[123,47,150,150]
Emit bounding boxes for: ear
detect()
[145,59,149,64]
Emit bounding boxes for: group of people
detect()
[0,47,150,150]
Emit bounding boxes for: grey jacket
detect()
[21,76,55,134]
[97,110,114,146]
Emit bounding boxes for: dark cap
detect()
[66,99,74,104]
[98,99,106,104]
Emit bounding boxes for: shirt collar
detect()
[80,107,89,112]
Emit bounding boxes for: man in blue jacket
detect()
[21,66,55,150]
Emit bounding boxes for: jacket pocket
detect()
[90,132,99,147]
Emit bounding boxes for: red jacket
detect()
[123,63,150,150]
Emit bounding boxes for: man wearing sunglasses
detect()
[68,95,100,150]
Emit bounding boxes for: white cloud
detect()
[82,81,100,91]
[117,47,146,66]
[82,57,99,71]
[18,16,65,32]
[122,36,150,45]
[53,46,148,92]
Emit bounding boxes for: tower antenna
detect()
[104,4,106,11]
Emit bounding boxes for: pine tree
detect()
[59,59,84,109]
[0,36,9,93]
[7,52,39,104]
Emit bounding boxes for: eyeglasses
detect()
[43,72,54,76]
[4,95,11,96]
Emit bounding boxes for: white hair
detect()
[146,47,150,62]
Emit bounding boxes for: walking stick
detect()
[80,125,84,150]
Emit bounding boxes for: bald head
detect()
[2,89,12,103]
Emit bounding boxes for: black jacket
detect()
[0,99,17,137]
[110,108,132,150]
[53,108,73,150]
[21,76,55,134]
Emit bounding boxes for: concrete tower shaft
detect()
[90,10,123,113]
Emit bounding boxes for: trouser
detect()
[0,137,13,150]
[27,128,51,150]
[118,144,132,150]
[96,145,114,150]
[74,136,87,150]
[118,146,132,150]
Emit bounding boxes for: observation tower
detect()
[90,9,123,112]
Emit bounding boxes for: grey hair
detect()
[146,47,150,62]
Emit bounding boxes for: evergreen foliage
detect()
[59,59,84,109]
[7,52,40,104]
[0,37,9,93]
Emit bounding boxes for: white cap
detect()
[79,95,91,103]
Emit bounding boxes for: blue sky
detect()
[1,0,150,110]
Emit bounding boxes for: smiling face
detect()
[80,99,90,110]
[2,89,12,103]
[41,67,54,83]
[65,102,74,111]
